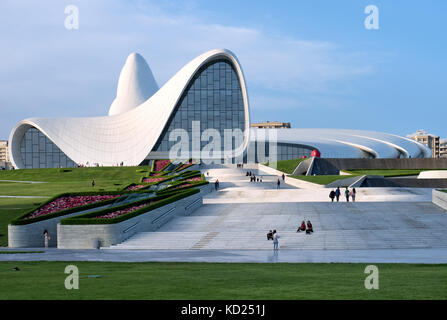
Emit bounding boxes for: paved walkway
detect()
[2,165,446,263]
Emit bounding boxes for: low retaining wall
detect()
[57,192,203,249]
[8,204,109,248]
[433,189,447,211]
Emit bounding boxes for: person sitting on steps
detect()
[306,220,314,234]
[297,221,306,232]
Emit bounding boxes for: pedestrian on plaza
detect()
[345,187,350,202]
[43,230,50,248]
[282,173,285,181]
[273,230,280,250]
[215,179,219,191]
[352,188,357,202]
[277,179,281,189]
[329,190,336,202]
[335,187,341,202]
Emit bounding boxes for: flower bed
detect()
[149,172,164,177]
[96,202,154,219]
[61,188,201,225]
[125,185,146,191]
[142,177,166,183]
[153,159,171,172]
[24,195,120,220]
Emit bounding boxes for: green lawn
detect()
[0,166,149,196]
[0,261,446,299]
[344,169,446,177]
[0,167,149,246]
[289,175,358,185]
[266,158,308,174]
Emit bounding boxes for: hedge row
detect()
[156,180,209,195]
[60,188,200,225]
[10,190,132,226]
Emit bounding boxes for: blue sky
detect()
[0,0,446,139]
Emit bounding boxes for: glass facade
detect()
[247,141,313,163]
[152,59,245,157]
[19,127,76,168]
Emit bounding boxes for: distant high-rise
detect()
[440,139,447,158]
[407,130,440,158]
[0,140,10,168]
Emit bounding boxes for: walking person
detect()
[43,230,50,248]
[329,190,336,202]
[273,230,280,250]
[91,179,95,188]
[335,187,341,202]
[345,187,350,202]
[352,188,357,202]
[215,179,219,191]
[277,178,281,189]
[282,173,285,181]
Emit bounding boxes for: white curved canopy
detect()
[9,49,251,168]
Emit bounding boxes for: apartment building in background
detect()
[407,130,440,158]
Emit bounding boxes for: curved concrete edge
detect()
[58,192,204,249]
[349,175,368,188]
[419,171,447,179]
[432,189,447,211]
[305,157,316,176]
[257,163,324,189]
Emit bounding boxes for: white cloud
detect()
[0,0,378,138]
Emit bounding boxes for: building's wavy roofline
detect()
[9,49,251,168]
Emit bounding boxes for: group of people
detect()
[267,220,315,250]
[236,163,244,168]
[246,171,263,182]
[297,220,314,234]
[329,187,357,202]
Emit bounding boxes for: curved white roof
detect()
[251,128,431,159]
[108,52,159,116]
[9,49,251,168]
[8,48,430,169]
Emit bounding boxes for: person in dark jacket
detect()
[306,221,314,234]
[335,187,341,202]
[329,190,336,202]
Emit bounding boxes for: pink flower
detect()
[153,160,171,172]
[24,195,121,219]
[96,202,154,219]
[142,177,165,183]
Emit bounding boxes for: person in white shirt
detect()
[273,230,279,250]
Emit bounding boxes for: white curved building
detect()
[8,49,430,169]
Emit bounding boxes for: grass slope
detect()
[0,167,150,246]
[0,261,446,300]
[266,158,307,174]
[0,167,149,196]
[289,175,358,185]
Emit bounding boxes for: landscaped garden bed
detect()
[60,188,200,225]
[10,191,127,225]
